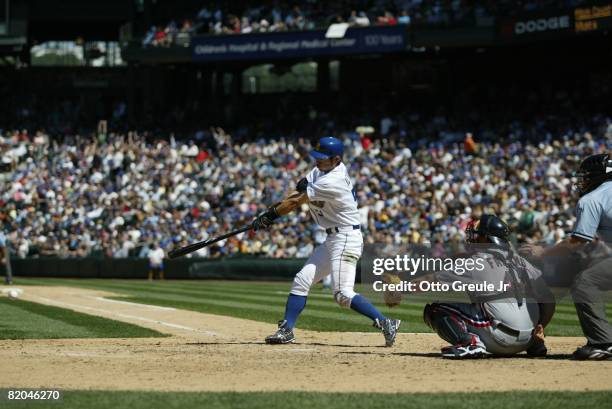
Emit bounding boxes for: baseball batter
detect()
[252,137,401,346]
[424,215,556,359]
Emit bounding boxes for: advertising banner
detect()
[574,3,612,33]
[498,3,612,41]
[498,11,573,41]
[192,25,408,62]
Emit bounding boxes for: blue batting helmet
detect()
[310,137,344,160]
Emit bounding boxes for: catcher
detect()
[385,215,556,359]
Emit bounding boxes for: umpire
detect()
[522,153,612,360]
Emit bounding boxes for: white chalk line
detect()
[91,296,176,311]
[29,295,221,337]
[1,288,24,295]
[22,294,325,355]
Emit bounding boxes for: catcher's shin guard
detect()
[423,303,473,346]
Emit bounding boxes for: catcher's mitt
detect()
[382,272,403,308]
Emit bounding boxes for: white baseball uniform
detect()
[290,162,363,307]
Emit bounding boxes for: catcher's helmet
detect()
[574,153,612,196]
[310,137,344,160]
[465,214,510,246]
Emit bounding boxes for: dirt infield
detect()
[0,286,611,393]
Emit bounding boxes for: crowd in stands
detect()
[142,0,588,47]
[1,49,609,259]
[1,113,610,259]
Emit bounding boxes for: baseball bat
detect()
[168,224,253,259]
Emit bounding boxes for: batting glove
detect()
[296,177,308,193]
[252,206,280,231]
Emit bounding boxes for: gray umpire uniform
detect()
[570,180,612,346]
[428,248,553,355]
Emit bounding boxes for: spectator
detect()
[377,11,398,25]
[397,10,411,25]
[148,243,166,280]
[144,0,591,46]
[464,132,477,154]
[0,116,609,259]
[0,229,10,284]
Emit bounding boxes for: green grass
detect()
[14,278,609,337]
[10,391,612,409]
[0,297,165,340]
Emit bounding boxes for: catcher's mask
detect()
[465,214,510,246]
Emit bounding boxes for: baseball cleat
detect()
[374,318,401,347]
[441,344,489,359]
[572,344,612,360]
[265,320,296,344]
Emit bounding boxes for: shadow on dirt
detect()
[338,351,575,359]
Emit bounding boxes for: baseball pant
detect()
[571,255,612,345]
[290,230,363,307]
[425,301,539,355]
